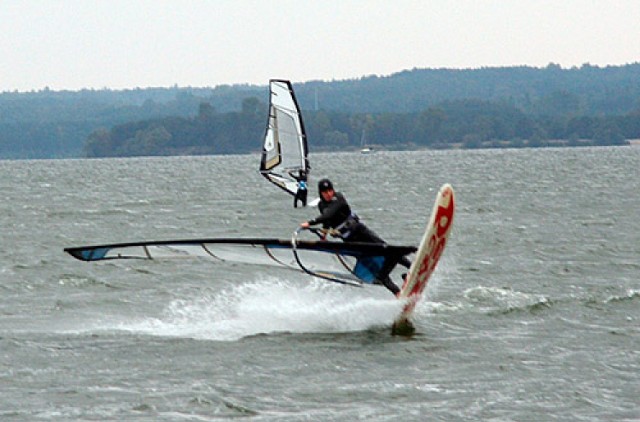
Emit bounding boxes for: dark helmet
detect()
[318,178,333,194]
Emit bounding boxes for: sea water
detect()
[0,147,638,420]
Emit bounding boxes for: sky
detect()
[1,0,639,92]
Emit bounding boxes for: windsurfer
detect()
[300,178,411,295]
[289,169,308,208]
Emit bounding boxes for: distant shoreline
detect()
[315,138,634,153]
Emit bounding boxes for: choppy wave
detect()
[57,274,119,289]
[604,289,640,304]
[462,286,552,315]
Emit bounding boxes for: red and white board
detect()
[394,184,455,330]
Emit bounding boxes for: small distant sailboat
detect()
[360,128,374,154]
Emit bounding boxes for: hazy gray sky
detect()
[2,0,639,91]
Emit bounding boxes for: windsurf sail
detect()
[260,79,310,200]
[64,234,416,287]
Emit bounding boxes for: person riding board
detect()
[300,178,411,296]
[289,169,308,208]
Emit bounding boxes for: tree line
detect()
[1,63,639,158]
[84,96,636,157]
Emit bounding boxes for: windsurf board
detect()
[393,183,455,334]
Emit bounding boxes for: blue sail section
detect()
[82,247,110,261]
[353,256,386,284]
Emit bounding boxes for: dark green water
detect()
[1,147,638,420]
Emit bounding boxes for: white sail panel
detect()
[260,80,309,198]
[65,237,416,287]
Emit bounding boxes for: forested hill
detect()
[1,63,639,158]
[296,63,640,116]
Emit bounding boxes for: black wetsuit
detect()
[293,179,308,208]
[308,191,351,229]
[289,171,308,208]
[308,192,410,295]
